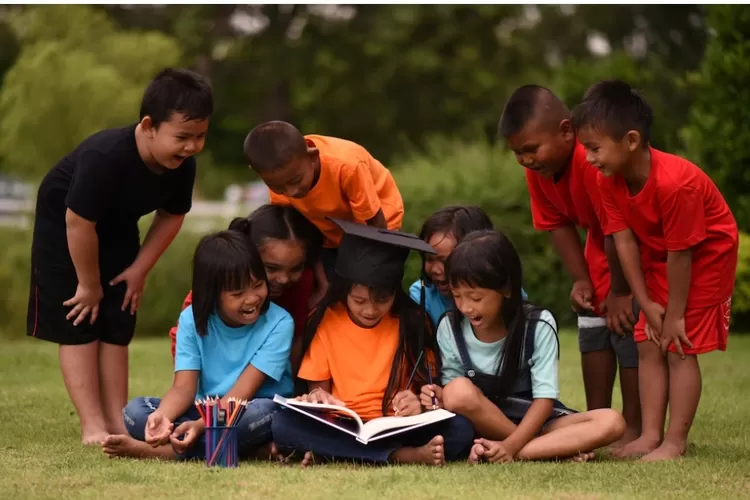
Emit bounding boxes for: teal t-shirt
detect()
[175,303,295,400]
[436,310,559,400]
[409,280,529,328]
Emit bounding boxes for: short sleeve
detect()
[436,316,465,385]
[525,170,569,231]
[528,310,559,400]
[250,313,294,382]
[583,163,609,230]
[660,185,707,251]
[408,280,422,304]
[174,308,202,372]
[65,150,120,222]
[596,174,628,235]
[159,158,196,215]
[341,161,382,222]
[297,330,331,382]
[268,189,292,207]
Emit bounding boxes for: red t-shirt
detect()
[168,268,316,360]
[597,148,738,308]
[525,141,610,311]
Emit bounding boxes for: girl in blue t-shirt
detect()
[420,230,625,463]
[102,230,294,461]
[409,206,527,328]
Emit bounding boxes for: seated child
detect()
[421,230,625,463]
[168,204,323,375]
[271,219,475,466]
[103,230,294,460]
[572,80,739,461]
[409,205,528,327]
[243,121,405,306]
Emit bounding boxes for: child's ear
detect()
[140,116,156,138]
[307,147,320,160]
[625,130,641,152]
[558,118,575,141]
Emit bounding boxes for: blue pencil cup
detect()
[204,426,238,468]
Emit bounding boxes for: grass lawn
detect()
[2,332,749,500]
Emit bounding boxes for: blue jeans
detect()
[271,409,474,464]
[123,396,279,460]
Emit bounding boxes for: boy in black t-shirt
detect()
[28,68,213,445]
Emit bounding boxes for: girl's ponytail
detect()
[228,216,253,237]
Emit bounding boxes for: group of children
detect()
[28,67,738,466]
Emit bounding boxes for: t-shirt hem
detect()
[665,232,707,251]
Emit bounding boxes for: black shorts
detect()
[27,263,137,346]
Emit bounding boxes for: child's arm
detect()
[146,370,199,446]
[64,209,104,326]
[111,209,185,314]
[663,250,692,356]
[309,259,329,309]
[550,225,594,312]
[603,236,637,335]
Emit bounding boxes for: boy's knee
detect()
[442,377,483,414]
[122,397,158,438]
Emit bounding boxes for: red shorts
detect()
[634,296,732,355]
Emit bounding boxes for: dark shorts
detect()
[27,262,137,346]
[577,300,640,369]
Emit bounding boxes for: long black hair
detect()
[228,204,323,267]
[300,278,437,415]
[191,230,269,336]
[418,205,494,285]
[446,229,557,400]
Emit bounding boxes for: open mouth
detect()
[467,314,483,326]
[240,306,258,320]
[173,154,187,163]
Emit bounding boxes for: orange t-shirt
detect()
[298,303,400,420]
[269,135,404,247]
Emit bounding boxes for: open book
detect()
[273,394,455,444]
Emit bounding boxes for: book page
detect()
[272,395,365,430]
[359,409,455,442]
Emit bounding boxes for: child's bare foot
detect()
[640,440,686,462]
[468,442,486,464]
[252,442,286,462]
[608,426,641,452]
[567,451,596,463]
[82,430,110,446]
[612,435,661,459]
[300,451,315,468]
[102,434,175,459]
[390,436,445,466]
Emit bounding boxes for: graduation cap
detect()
[329,218,436,289]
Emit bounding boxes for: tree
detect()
[0,6,181,180]
[681,5,750,231]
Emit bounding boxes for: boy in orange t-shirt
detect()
[243,121,404,306]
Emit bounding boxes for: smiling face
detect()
[346,284,395,329]
[256,151,318,199]
[450,282,505,334]
[142,112,209,171]
[258,238,306,298]
[217,274,268,328]
[577,125,639,177]
[506,116,575,179]
[424,232,457,296]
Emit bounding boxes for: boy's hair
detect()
[301,277,438,412]
[140,68,214,127]
[191,230,269,336]
[571,79,653,146]
[498,85,568,138]
[243,121,308,172]
[228,204,323,267]
[446,229,557,400]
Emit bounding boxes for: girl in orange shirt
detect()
[270,219,474,466]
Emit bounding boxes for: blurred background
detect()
[0,4,748,340]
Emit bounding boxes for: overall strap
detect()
[448,314,476,375]
[522,307,542,372]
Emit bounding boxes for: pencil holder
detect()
[204,426,239,468]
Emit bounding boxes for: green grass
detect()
[2,332,750,500]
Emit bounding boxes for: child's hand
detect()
[169,419,205,455]
[392,390,422,416]
[474,438,515,463]
[600,292,636,337]
[570,280,595,313]
[642,300,666,345]
[110,265,147,315]
[145,411,174,447]
[297,388,345,406]
[419,384,443,410]
[660,315,692,359]
[63,282,104,326]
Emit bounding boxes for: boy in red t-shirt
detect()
[497,85,641,447]
[574,79,739,462]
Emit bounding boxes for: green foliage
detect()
[0,5,180,180]
[393,139,575,326]
[731,232,750,329]
[0,226,31,338]
[680,5,750,231]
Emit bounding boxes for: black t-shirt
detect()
[33,124,196,275]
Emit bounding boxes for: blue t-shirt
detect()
[175,302,295,400]
[409,280,529,328]
[436,310,559,400]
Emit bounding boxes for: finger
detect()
[90,304,99,325]
[73,306,91,326]
[619,311,634,332]
[109,273,124,287]
[611,315,624,337]
[121,288,133,312]
[130,291,140,315]
[62,296,78,307]
[172,421,191,436]
[65,303,83,321]
[676,340,685,359]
